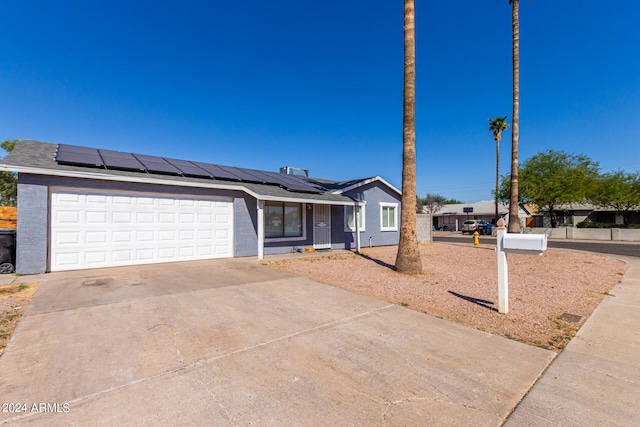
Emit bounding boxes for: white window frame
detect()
[264,202,307,242]
[344,204,366,232]
[380,202,398,232]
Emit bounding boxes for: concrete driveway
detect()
[0,258,554,426]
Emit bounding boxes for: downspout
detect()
[354,202,361,252]
[257,200,264,260]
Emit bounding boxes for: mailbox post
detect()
[495,218,547,314]
[496,220,509,313]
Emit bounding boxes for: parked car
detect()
[461,220,491,235]
[478,221,493,235]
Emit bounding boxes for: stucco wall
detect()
[416,214,432,243]
[524,226,640,241]
[234,196,258,257]
[342,182,401,249]
[16,176,49,274]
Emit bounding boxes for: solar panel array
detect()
[55,144,324,194]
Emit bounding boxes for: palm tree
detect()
[488,116,509,222]
[508,0,521,233]
[395,0,422,274]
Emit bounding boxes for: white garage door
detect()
[50,188,234,271]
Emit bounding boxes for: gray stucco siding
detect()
[16,176,49,274]
[331,205,355,250]
[234,196,257,257]
[343,182,401,248]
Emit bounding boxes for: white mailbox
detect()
[494,221,549,314]
[502,233,547,254]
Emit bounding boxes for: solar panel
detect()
[284,182,324,193]
[133,154,182,175]
[233,168,273,183]
[258,172,293,187]
[192,162,243,181]
[222,167,265,183]
[56,144,104,167]
[98,149,145,171]
[262,172,316,191]
[277,174,325,192]
[165,158,212,178]
[269,175,323,193]
[55,144,326,193]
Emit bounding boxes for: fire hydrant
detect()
[473,231,480,246]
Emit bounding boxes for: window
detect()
[265,201,304,239]
[344,205,365,232]
[380,203,398,231]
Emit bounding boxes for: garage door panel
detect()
[159,213,175,223]
[136,230,154,242]
[85,251,107,265]
[198,229,213,239]
[86,211,107,223]
[86,231,108,244]
[56,211,80,223]
[137,212,155,223]
[158,247,176,259]
[136,249,154,260]
[197,246,213,256]
[179,230,195,240]
[113,212,132,223]
[179,247,195,257]
[158,230,176,241]
[50,189,234,271]
[215,244,231,255]
[56,231,81,244]
[56,252,81,267]
[86,195,107,204]
[180,213,195,223]
[198,213,213,223]
[113,231,132,243]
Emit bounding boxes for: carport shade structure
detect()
[0,141,400,273]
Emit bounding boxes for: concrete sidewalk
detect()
[505,255,640,426]
[0,258,554,426]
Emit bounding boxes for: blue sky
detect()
[2,1,639,203]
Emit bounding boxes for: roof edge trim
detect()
[332,176,401,196]
[1,164,359,206]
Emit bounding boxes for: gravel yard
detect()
[0,283,38,356]
[265,243,627,352]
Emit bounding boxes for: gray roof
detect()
[0,140,368,205]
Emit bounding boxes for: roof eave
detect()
[0,164,362,206]
[331,176,401,196]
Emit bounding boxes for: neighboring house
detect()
[427,201,531,231]
[540,204,640,227]
[0,141,402,274]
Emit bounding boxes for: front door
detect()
[313,205,331,249]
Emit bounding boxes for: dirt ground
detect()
[265,244,627,352]
[0,282,37,356]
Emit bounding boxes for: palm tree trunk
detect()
[395,0,422,274]
[508,0,521,233]
[495,139,500,222]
